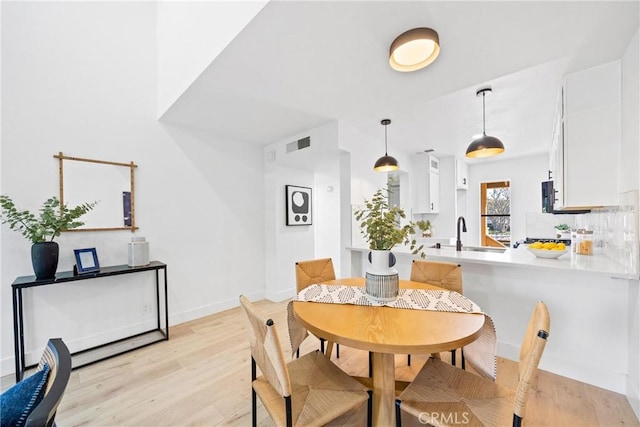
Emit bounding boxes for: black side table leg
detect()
[163,266,169,339]
[13,288,25,382]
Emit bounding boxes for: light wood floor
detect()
[3,299,638,426]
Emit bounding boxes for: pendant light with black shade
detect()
[466,87,505,158]
[374,119,399,172]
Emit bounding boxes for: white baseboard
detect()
[166,289,290,328]
[265,288,296,302]
[1,318,160,377]
[498,341,626,394]
[627,376,640,422]
[168,290,265,326]
[1,291,267,378]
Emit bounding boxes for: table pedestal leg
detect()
[372,352,395,426]
[325,341,334,358]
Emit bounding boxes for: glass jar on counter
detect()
[574,229,594,255]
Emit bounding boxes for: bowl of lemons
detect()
[527,241,568,259]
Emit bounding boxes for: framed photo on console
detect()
[286,185,312,226]
[74,247,100,274]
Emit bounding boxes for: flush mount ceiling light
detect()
[466,87,505,158]
[374,119,399,172]
[389,27,440,72]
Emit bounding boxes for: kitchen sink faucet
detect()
[456,216,467,251]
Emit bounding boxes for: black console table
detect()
[12,261,168,381]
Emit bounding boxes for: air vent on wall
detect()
[286,136,311,153]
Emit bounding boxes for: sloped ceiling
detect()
[160,1,639,161]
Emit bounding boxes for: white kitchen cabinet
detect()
[548,105,564,208]
[552,60,620,210]
[411,154,440,213]
[455,157,469,190]
[428,171,440,212]
[563,106,619,207]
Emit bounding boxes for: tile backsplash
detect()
[525,212,577,239]
[527,190,639,274]
[580,190,639,274]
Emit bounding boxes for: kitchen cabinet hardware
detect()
[455,157,469,190]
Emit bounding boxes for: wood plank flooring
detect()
[3,299,638,426]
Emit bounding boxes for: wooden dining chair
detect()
[239,295,372,427]
[408,259,464,366]
[294,258,340,357]
[462,314,498,380]
[395,301,550,427]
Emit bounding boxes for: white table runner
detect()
[294,284,483,314]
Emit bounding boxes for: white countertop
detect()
[348,245,639,280]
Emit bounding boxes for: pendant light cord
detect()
[384,124,389,155]
[482,91,486,135]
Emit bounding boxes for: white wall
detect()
[1,2,265,374]
[263,121,345,301]
[156,1,267,117]
[264,164,315,301]
[337,152,353,278]
[314,155,346,276]
[467,153,548,247]
[621,28,640,419]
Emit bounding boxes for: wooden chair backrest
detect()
[239,295,291,398]
[514,301,550,418]
[410,260,463,294]
[463,315,498,381]
[295,258,336,292]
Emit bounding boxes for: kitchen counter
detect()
[348,245,639,280]
[346,244,638,395]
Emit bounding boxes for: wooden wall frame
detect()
[54,152,138,232]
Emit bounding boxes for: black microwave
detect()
[541,181,590,214]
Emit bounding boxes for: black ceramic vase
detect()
[31,242,59,280]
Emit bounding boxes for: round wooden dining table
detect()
[292,277,485,426]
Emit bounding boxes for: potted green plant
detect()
[354,188,425,300]
[0,195,98,279]
[554,223,571,239]
[415,219,432,238]
[354,188,425,257]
